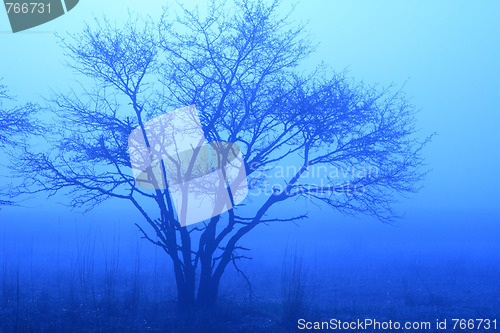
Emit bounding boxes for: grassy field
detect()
[0,229,498,333]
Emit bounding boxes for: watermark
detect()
[128,105,248,227]
[297,318,497,331]
[253,164,380,181]
[127,105,379,225]
[3,0,79,33]
[248,162,378,198]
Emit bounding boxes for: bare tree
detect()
[0,80,39,206]
[0,81,39,149]
[14,0,430,308]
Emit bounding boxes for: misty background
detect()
[0,0,499,331]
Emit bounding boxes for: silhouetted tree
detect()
[14,0,430,308]
[0,80,38,206]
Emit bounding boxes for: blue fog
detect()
[0,1,499,332]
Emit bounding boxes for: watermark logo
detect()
[128,105,248,227]
[248,163,377,198]
[3,0,79,33]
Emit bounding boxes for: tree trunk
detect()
[176,282,196,308]
[170,252,196,309]
[197,276,221,307]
